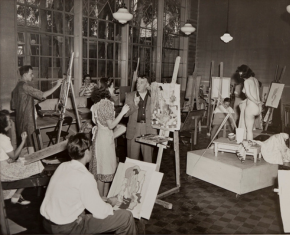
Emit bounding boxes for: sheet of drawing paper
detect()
[141,171,163,219]
[151,82,181,131]
[277,170,290,233]
[107,161,155,219]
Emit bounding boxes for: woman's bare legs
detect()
[245,101,260,140]
[104,183,110,197]
[97,180,111,197]
[97,180,104,197]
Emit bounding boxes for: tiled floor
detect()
[4,128,286,234]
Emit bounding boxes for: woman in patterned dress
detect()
[89,88,130,197]
[0,110,44,205]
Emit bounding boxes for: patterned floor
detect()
[4,128,286,234]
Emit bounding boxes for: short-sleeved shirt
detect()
[11,81,45,147]
[0,134,12,162]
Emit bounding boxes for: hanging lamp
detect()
[287,5,290,13]
[113,1,133,24]
[220,0,233,43]
[181,20,196,35]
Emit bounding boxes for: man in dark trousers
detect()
[124,76,157,163]
[40,133,136,235]
[11,65,62,154]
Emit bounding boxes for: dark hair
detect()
[138,75,151,84]
[99,77,113,89]
[83,74,91,83]
[236,65,255,79]
[0,110,10,135]
[232,73,244,85]
[19,65,33,77]
[91,87,111,104]
[67,133,91,160]
[158,86,163,91]
[223,97,231,103]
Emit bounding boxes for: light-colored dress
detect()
[0,134,44,200]
[89,99,117,182]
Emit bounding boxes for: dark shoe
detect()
[11,195,31,205]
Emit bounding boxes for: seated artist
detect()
[210,97,235,141]
[0,110,44,205]
[79,73,97,108]
[40,133,136,235]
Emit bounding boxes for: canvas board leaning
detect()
[107,158,163,220]
[150,82,181,131]
[265,83,285,108]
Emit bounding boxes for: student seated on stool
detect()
[40,133,136,235]
[211,97,235,141]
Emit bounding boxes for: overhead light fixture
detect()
[287,5,290,13]
[113,1,133,24]
[181,20,196,35]
[220,0,233,43]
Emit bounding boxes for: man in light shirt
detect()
[40,133,136,235]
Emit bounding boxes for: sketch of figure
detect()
[115,165,145,210]
[271,87,279,106]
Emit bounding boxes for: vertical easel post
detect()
[207,61,214,131]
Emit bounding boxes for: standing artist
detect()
[11,65,63,154]
[124,76,157,163]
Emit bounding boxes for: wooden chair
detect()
[46,116,73,146]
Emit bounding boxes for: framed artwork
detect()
[107,158,163,219]
[151,82,181,131]
[265,83,285,108]
[211,77,231,99]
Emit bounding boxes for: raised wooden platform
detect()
[187,149,278,195]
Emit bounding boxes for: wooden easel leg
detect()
[174,131,180,187]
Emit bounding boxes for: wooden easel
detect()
[55,52,81,143]
[207,62,227,136]
[137,57,181,209]
[264,65,286,131]
[131,58,140,92]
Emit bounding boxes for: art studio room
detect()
[2,0,290,234]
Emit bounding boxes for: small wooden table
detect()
[213,137,262,163]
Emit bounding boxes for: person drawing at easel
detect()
[11,65,63,154]
[210,97,235,141]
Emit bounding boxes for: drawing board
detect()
[265,83,285,108]
[151,82,181,131]
[107,158,163,219]
[211,77,231,99]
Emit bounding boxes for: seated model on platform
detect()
[40,133,136,235]
[236,65,262,141]
[211,98,235,141]
[89,87,129,197]
[79,74,97,108]
[0,110,44,205]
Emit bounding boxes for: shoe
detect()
[11,195,31,205]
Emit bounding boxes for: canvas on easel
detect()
[151,82,181,131]
[211,77,231,99]
[265,83,285,108]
